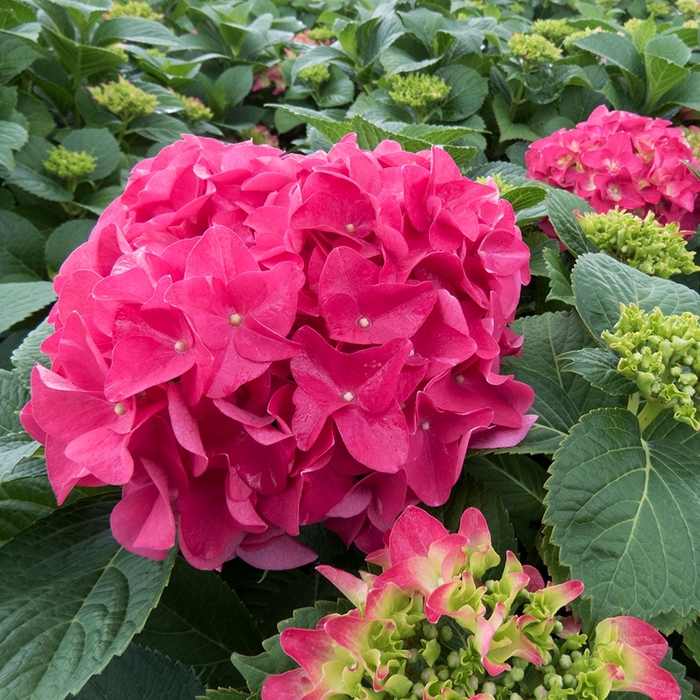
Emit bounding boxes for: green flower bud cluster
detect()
[577,208,699,278]
[531,20,575,45]
[647,0,672,13]
[239,125,279,148]
[602,304,700,428]
[676,0,700,19]
[564,27,602,44]
[508,33,562,63]
[43,147,96,180]
[298,63,331,86]
[179,94,213,122]
[307,26,336,42]
[107,0,163,20]
[477,173,515,195]
[88,76,158,121]
[388,73,452,109]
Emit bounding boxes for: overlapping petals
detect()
[24,135,534,570]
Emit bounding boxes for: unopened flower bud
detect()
[511,667,525,682]
[388,73,451,109]
[559,654,572,670]
[482,682,497,695]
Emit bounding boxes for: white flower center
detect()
[345,223,356,234]
[357,316,370,328]
[229,313,242,326]
[174,340,189,353]
[421,421,430,431]
[342,391,355,402]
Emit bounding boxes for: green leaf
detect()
[316,65,355,108]
[655,72,700,111]
[559,347,637,396]
[501,185,547,213]
[644,37,690,107]
[3,166,73,202]
[0,35,38,84]
[93,17,183,49]
[15,92,54,138]
[528,237,559,278]
[72,645,204,700]
[290,46,351,83]
[543,247,575,305]
[43,27,124,80]
[197,690,251,700]
[464,453,546,547]
[398,123,478,145]
[0,455,56,547]
[683,619,700,663]
[45,219,94,273]
[544,189,597,257]
[546,407,700,624]
[0,281,56,334]
[62,128,120,180]
[217,66,254,109]
[134,558,262,689]
[0,210,46,280]
[0,368,37,480]
[76,185,124,215]
[129,114,191,143]
[0,120,28,153]
[501,311,621,454]
[270,104,353,143]
[571,253,700,340]
[435,64,488,121]
[647,607,697,636]
[0,493,175,700]
[491,95,541,143]
[0,0,36,30]
[11,319,52,379]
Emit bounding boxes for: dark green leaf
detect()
[217,66,254,109]
[3,166,73,202]
[543,247,575,305]
[644,54,689,109]
[0,493,175,700]
[560,347,637,396]
[655,72,700,111]
[571,253,700,340]
[11,319,52,379]
[0,281,56,334]
[546,407,700,624]
[501,185,546,213]
[71,645,204,700]
[45,219,94,273]
[491,95,540,143]
[197,690,250,700]
[43,27,124,80]
[129,114,191,143]
[93,17,183,49]
[0,210,46,280]
[501,311,620,454]
[436,64,488,121]
[15,92,54,138]
[0,120,28,153]
[76,185,124,215]
[134,558,261,688]
[62,128,120,180]
[0,368,37,480]
[528,238,559,278]
[270,104,352,144]
[316,65,355,108]
[0,35,38,85]
[398,123,478,145]
[544,188,597,257]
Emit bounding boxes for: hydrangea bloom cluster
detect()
[388,74,451,110]
[21,135,534,571]
[43,147,96,181]
[88,76,158,121]
[526,106,700,229]
[576,209,699,278]
[262,507,680,700]
[603,304,700,429]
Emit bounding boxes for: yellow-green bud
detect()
[577,208,699,278]
[565,26,603,44]
[107,0,163,19]
[508,33,562,63]
[306,26,336,42]
[647,0,672,13]
[179,94,213,122]
[532,19,575,45]
[88,76,158,120]
[43,147,96,180]
[388,73,451,109]
[603,304,700,428]
[298,64,331,86]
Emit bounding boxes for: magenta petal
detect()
[236,530,317,569]
[262,668,314,700]
[65,427,133,484]
[279,627,335,680]
[386,505,449,563]
[597,617,668,664]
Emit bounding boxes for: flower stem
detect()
[637,399,665,433]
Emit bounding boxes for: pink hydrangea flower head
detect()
[24,135,535,570]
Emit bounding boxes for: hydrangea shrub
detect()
[21,136,535,571]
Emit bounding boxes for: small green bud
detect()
[504,674,516,688]
[43,147,96,180]
[108,0,163,19]
[558,654,572,670]
[511,694,524,700]
[535,684,549,699]
[563,674,577,689]
[440,625,453,642]
[545,673,564,689]
[423,623,439,640]
[468,675,480,690]
[388,73,451,109]
[447,651,460,668]
[178,94,213,122]
[570,651,583,661]
[482,681,497,695]
[511,667,525,682]
[412,682,426,694]
[553,620,564,634]
[438,667,450,681]
[422,668,437,684]
[532,19,575,44]
[298,64,331,86]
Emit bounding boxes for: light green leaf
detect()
[72,645,204,700]
[0,281,56,333]
[501,311,621,454]
[655,72,700,111]
[644,55,689,109]
[500,185,547,213]
[380,45,441,76]
[560,347,637,396]
[45,219,94,273]
[399,123,478,145]
[546,407,700,624]
[134,558,262,689]
[544,247,575,305]
[544,188,597,257]
[0,211,46,281]
[3,166,73,202]
[316,65,355,108]
[0,493,175,700]
[290,46,351,83]
[62,128,120,180]
[571,253,700,340]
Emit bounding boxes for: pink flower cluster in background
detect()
[526,105,700,230]
[21,135,534,571]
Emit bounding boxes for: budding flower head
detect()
[297,63,331,86]
[577,208,699,278]
[603,304,700,428]
[239,125,279,148]
[306,26,336,42]
[177,93,213,122]
[388,73,451,109]
[508,33,562,63]
[532,19,575,45]
[88,76,158,120]
[677,0,700,19]
[107,0,163,20]
[43,147,96,180]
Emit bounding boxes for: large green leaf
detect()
[11,319,52,380]
[0,35,38,84]
[546,407,700,624]
[655,72,700,112]
[61,128,119,180]
[3,166,73,202]
[72,645,204,700]
[544,189,596,257]
[0,369,37,480]
[93,17,183,49]
[435,64,488,121]
[0,493,175,700]
[571,253,700,340]
[134,558,262,688]
[0,210,46,280]
[271,105,353,144]
[0,281,56,333]
[560,347,637,396]
[43,27,124,79]
[501,311,620,454]
[129,114,190,143]
[643,34,691,108]
[491,95,540,143]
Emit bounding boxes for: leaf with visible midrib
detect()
[0,493,175,700]
[546,407,700,624]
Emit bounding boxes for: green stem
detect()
[627,392,640,416]
[636,399,665,433]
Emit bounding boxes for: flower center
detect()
[345,223,356,234]
[421,421,430,430]
[357,316,370,328]
[229,313,243,326]
[342,390,355,402]
[174,340,189,353]
[114,402,127,416]
[454,374,465,384]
